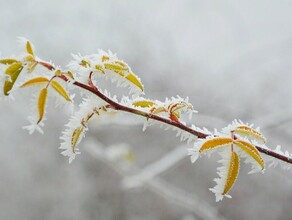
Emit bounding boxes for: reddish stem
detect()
[38,61,55,71]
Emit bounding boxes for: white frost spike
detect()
[142,121,149,132]
[22,115,45,134]
[265,145,292,170]
[187,138,206,163]
[188,147,200,163]
[191,124,212,136]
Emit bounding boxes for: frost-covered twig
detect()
[1,38,291,202]
[13,45,291,164]
[71,79,292,164]
[39,59,292,164]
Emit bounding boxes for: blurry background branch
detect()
[85,139,226,220]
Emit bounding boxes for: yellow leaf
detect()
[20,77,49,88]
[133,100,156,108]
[95,65,105,74]
[168,101,193,114]
[233,125,266,143]
[223,152,240,195]
[50,80,71,101]
[80,60,90,67]
[114,61,127,68]
[101,55,109,62]
[234,140,264,170]
[0,59,18,65]
[26,41,34,56]
[114,70,125,77]
[5,62,23,75]
[3,62,23,95]
[125,72,144,91]
[104,63,128,72]
[71,127,84,153]
[37,88,48,124]
[150,106,167,115]
[199,137,233,153]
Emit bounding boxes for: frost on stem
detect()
[263,145,292,170]
[0,38,291,202]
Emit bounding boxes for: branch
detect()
[74,80,292,164]
[39,61,292,164]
